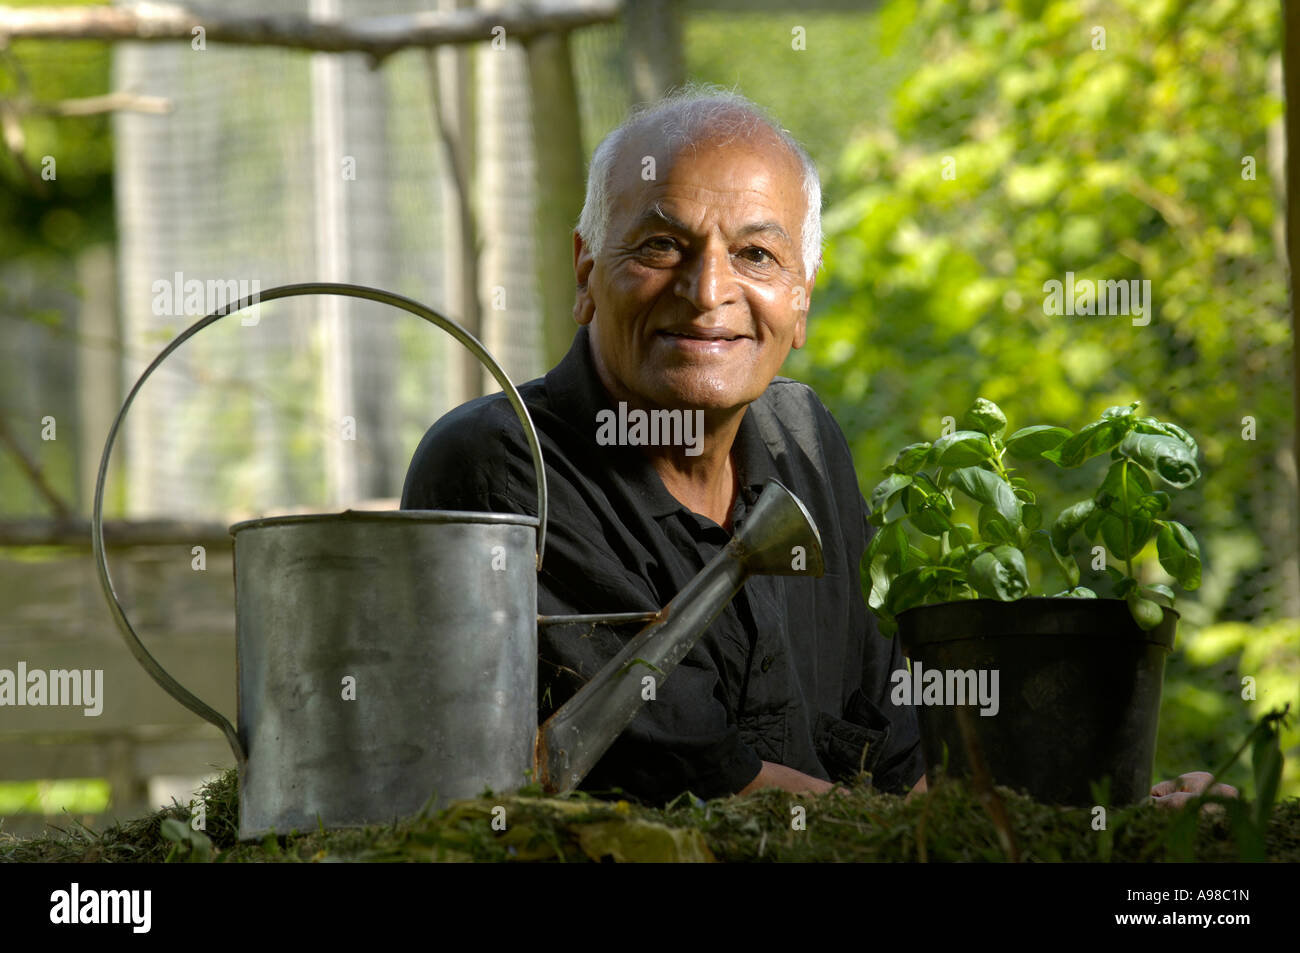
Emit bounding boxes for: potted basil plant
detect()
[864,398,1203,805]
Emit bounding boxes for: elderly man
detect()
[401,87,1232,809]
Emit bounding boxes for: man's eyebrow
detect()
[632,203,792,246]
[736,220,792,245]
[633,203,691,234]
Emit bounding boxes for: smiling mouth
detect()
[658,329,747,342]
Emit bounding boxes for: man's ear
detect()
[573,230,596,326]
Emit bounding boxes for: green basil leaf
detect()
[886,566,939,617]
[968,545,1029,601]
[978,503,1017,545]
[1157,520,1202,589]
[863,520,905,610]
[882,521,910,575]
[867,553,891,610]
[947,466,1022,526]
[941,545,977,569]
[893,442,935,475]
[1050,586,1097,598]
[903,476,953,537]
[1050,499,1094,557]
[1083,506,1105,541]
[1126,590,1164,631]
[933,430,997,466]
[1099,514,1125,559]
[1134,417,1199,458]
[1134,491,1172,517]
[1053,546,1080,589]
[1004,425,1072,459]
[1044,419,1129,467]
[905,545,932,571]
[1095,460,1153,517]
[961,398,1008,440]
[868,473,912,520]
[1140,584,1176,608]
[1115,432,1201,489]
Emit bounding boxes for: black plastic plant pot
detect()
[896,597,1177,806]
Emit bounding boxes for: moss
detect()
[3,768,1297,863]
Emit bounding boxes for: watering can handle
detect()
[91,282,550,766]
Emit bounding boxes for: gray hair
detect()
[576,85,823,280]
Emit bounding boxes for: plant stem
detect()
[1120,459,1134,581]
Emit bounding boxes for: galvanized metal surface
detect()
[233,512,537,836]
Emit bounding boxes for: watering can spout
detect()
[534,478,824,795]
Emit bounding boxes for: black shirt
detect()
[400,326,924,803]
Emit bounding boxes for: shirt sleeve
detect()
[401,395,764,804]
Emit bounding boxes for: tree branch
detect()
[11,91,172,116]
[0,2,621,62]
[0,413,73,518]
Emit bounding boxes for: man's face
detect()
[574,128,815,414]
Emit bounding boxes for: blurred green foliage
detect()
[0,0,115,261]
[772,0,1295,795]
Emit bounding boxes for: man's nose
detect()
[675,242,739,312]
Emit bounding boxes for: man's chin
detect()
[645,379,761,415]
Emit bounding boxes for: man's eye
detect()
[739,246,776,265]
[642,237,679,253]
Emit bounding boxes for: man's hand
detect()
[737,760,838,796]
[905,772,927,803]
[1150,771,1238,811]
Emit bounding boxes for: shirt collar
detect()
[544,325,780,520]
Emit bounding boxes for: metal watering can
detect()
[92,283,825,840]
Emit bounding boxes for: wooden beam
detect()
[0,518,230,547]
[0,2,621,61]
[0,733,231,782]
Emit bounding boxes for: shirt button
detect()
[760,655,774,673]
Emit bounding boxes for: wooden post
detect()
[104,734,149,822]
[75,244,120,517]
[623,0,685,106]
[431,0,482,404]
[1285,0,1300,585]
[525,31,587,367]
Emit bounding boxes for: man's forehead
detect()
[608,128,804,236]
